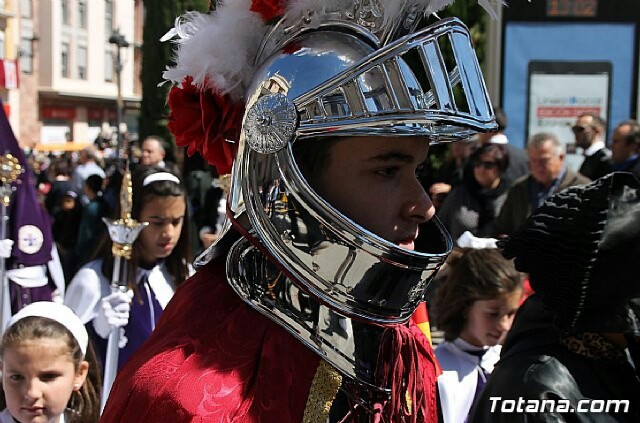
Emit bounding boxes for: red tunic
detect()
[101,251,439,422]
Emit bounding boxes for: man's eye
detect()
[375,167,399,177]
[9,374,23,381]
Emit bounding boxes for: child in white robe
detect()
[433,247,523,423]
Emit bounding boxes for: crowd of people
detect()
[428,109,640,243]
[0,1,638,422]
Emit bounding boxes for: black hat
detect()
[501,172,640,335]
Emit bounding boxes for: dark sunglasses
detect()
[571,125,594,134]
[474,160,498,170]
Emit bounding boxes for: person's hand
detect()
[0,239,13,258]
[93,291,132,340]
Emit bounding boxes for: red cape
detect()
[101,256,321,422]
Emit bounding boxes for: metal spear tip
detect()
[102,216,149,246]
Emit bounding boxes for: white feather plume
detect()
[162,0,269,101]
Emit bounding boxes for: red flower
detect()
[168,77,244,175]
[250,0,286,22]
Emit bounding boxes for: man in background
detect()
[572,112,613,180]
[141,136,168,168]
[611,119,640,179]
[485,132,590,237]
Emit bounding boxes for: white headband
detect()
[7,302,88,357]
[142,172,181,187]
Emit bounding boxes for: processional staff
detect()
[0,153,23,331]
[100,166,148,412]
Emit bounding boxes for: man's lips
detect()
[396,230,419,251]
[397,239,416,251]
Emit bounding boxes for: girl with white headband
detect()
[64,166,192,373]
[0,301,101,423]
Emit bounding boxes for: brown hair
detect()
[0,316,101,423]
[433,248,523,341]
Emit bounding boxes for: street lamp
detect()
[109,29,129,161]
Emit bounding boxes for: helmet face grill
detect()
[293,18,496,141]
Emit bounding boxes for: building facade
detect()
[8,0,141,149]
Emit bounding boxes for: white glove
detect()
[93,291,132,339]
[0,239,13,258]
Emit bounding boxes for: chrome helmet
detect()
[228,15,496,320]
[164,0,498,391]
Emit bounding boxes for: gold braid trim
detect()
[302,360,343,423]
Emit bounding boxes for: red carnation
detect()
[167,77,244,175]
[250,0,286,22]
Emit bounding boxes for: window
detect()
[105,0,113,35]
[78,46,87,79]
[61,43,69,77]
[20,38,33,74]
[61,0,69,25]
[78,1,87,28]
[105,50,113,82]
[20,0,32,18]
[0,36,4,60]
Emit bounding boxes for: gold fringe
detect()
[302,360,343,423]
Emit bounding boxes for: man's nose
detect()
[404,179,435,223]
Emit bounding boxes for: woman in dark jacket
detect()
[437,143,510,243]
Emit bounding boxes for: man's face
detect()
[141,139,165,166]
[310,136,434,251]
[611,124,638,164]
[572,115,598,149]
[528,140,564,187]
